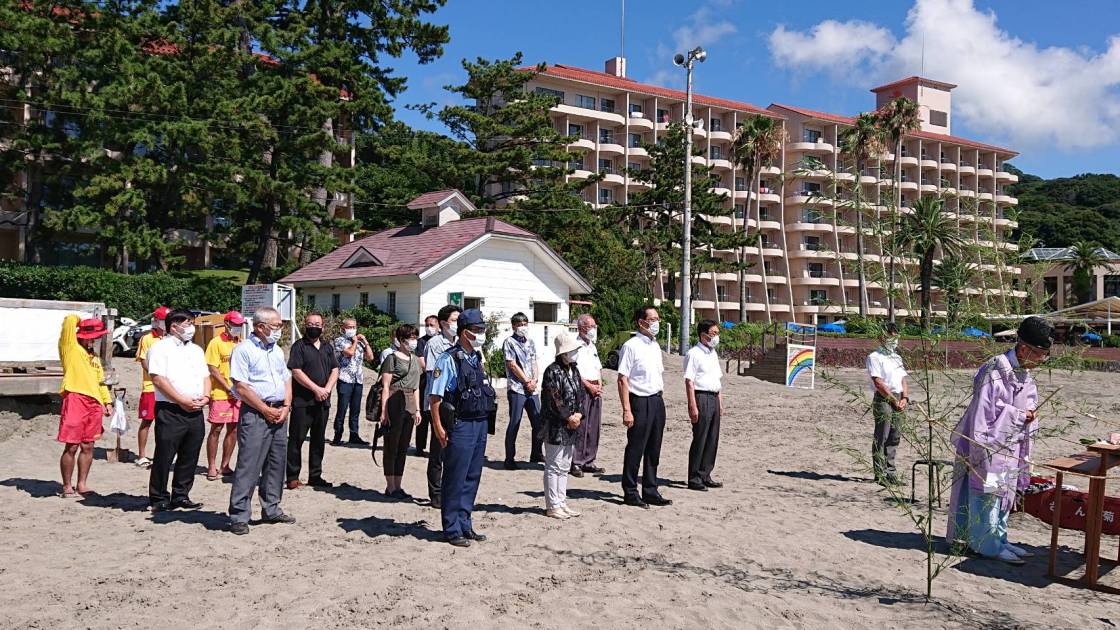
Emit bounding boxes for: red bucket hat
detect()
[76,318,109,340]
[152,306,171,320]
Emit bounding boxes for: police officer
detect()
[428,308,495,547]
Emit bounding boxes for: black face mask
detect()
[304,326,323,339]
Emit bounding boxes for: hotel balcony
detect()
[786,221,834,234]
[996,194,1018,205]
[758,219,782,231]
[761,165,782,176]
[958,162,976,175]
[555,103,625,126]
[568,137,595,151]
[788,243,836,260]
[791,272,841,287]
[712,186,733,198]
[708,128,732,142]
[765,274,788,284]
[940,159,957,172]
[898,180,918,193]
[785,192,831,206]
[627,111,653,131]
[709,158,733,171]
[600,172,625,185]
[996,170,1019,183]
[599,141,625,156]
[628,146,649,158]
[920,157,938,170]
[788,140,834,154]
[762,246,785,258]
[976,166,995,178]
[898,154,918,168]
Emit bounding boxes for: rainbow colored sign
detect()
[786,345,815,389]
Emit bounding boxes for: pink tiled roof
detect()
[280,217,537,284]
[531,64,780,117]
[406,189,465,210]
[766,103,1016,155]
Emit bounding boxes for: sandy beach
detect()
[1,355,1118,629]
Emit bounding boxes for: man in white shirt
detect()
[147,309,211,512]
[684,319,723,491]
[866,322,909,486]
[616,306,670,508]
[572,314,604,476]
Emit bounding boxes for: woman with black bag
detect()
[378,324,422,498]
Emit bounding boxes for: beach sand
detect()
[1,355,1117,629]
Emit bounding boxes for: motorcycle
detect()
[112,317,142,356]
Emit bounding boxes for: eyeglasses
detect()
[258,322,284,331]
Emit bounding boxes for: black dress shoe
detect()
[229,522,249,535]
[643,494,673,506]
[349,437,369,446]
[150,500,172,513]
[569,465,584,478]
[430,497,442,509]
[331,438,343,446]
[171,498,204,510]
[581,465,605,474]
[688,482,709,491]
[447,536,472,548]
[529,454,544,464]
[465,529,487,542]
[503,460,519,471]
[307,478,334,488]
[624,496,649,509]
[703,479,723,488]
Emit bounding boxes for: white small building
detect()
[281,189,593,355]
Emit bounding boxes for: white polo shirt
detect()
[617,333,663,396]
[147,335,209,403]
[575,335,602,381]
[866,347,907,396]
[683,342,722,393]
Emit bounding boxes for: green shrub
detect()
[1105,335,1120,349]
[0,262,240,319]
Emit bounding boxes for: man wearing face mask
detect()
[684,319,724,491]
[502,312,543,469]
[423,304,460,508]
[286,312,338,489]
[867,322,909,486]
[56,314,113,497]
[428,308,496,546]
[135,305,170,469]
[146,310,211,512]
[616,306,671,509]
[413,314,440,456]
[572,314,604,476]
[332,318,374,446]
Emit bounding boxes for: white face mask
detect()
[344,328,357,339]
[707,335,720,348]
[513,325,528,339]
[562,349,580,363]
[645,321,660,337]
[884,338,899,353]
[267,328,283,344]
[407,339,418,352]
[426,325,439,337]
[585,328,598,344]
[177,324,196,342]
[447,322,458,337]
[468,331,486,348]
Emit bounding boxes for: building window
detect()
[331,293,341,313]
[709,118,722,132]
[709,146,723,160]
[803,129,822,142]
[567,123,584,138]
[359,292,368,306]
[767,288,777,302]
[307,294,316,309]
[569,158,585,171]
[929,110,948,127]
[716,285,728,302]
[734,204,745,219]
[629,132,642,148]
[500,180,514,193]
[804,210,823,224]
[760,233,770,248]
[533,302,559,322]
[598,158,613,174]
[600,98,615,113]
[810,289,828,305]
[598,188,613,204]
[629,103,642,114]
[1105,276,1120,299]
[764,261,773,275]
[599,129,614,144]
[535,87,564,100]
[735,177,746,191]
[805,236,821,251]
[759,207,770,221]
[576,94,596,109]
[387,291,396,317]
[463,297,482,311]
[802,182,821,194]
[809,263,825,278]
[628,161,641,172]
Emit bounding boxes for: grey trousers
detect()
[229,406,288,524]
[872,393,902,478]
[687,391,720,485]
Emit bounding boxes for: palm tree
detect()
[898,196,966,331]
[838,112,885,317]
[731,114,784,322]
[1063,241,1114,305]
[877,97,921,322]
[933,253,975,328]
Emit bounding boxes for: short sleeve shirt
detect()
[333,335,367,385]
[683,343,722,393]
[427,345,481,402]
[205,333,240,401]
[423,333,455,411]
[147,336,209,403]
[230,335,290,403]
[617,334,664,396]
[136,331,161,393]
[867,348,907,395]
[288,338,338,407]
[575,336,602,381]
[502,335,538,396]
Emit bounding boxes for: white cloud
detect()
[767,0,1120,150]
[644,3,737,86]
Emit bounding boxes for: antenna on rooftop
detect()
[620,0,625,59]
[921,35,926,75]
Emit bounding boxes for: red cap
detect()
[224,310,246,325]
[152,306,171,320]
[76,318,109,340]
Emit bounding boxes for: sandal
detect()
[135,457,152,469]
[59,490,80,499]
[206,472,221,482]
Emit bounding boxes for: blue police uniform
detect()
[428,330,495,541]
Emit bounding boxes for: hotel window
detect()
[809,263,825,278]
[598,188,613,204]
[764,261,773,275]
[759,207,770,221]
[600,98,615,113]
[628,161,641,172]
[359,292,368,306]
[802,182,821,194]
[629,103,643,114]
[331,293,341,313]
[387,291,396,317]
[744,287,752,301]
[804,210,823,224]
[716,285,728,302]
[760,233,770,248]
[759,180,771,193]
[599,129,614,144]
[709,146,723,160]
[576,94,596,109]
[567,123,584,138]
[735,177,746,191]
[629,133,642,148]
[569,158,584,171]
[929,110,948,127]
[598,158,613,174]
[734,204,745,219]
[810,289,828,305]
[767,288,777,302]
[535,87,564,100]
[803,128,822,142]
[805,236,821,251]
[533,301,559,322]
[709,118,722,132]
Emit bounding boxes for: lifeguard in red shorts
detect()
[57,314,112,497]
[205,310,245,480]
[135,306,169,468]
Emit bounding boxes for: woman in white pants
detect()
[540,332,585,519]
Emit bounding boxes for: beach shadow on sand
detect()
[595,473,688,489]
[1,477,65,498]
[767,469,875,484]
[318,482,415,504]
[150,509,230,531]
[2,478,150,511]
[337,515,443,542]
[519,488,626,505]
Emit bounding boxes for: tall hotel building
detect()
[523,58,1024,323]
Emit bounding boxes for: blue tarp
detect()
[818,322,847,333]
[962,327,992,338]
[1082,332,1103,342]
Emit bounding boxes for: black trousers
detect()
[287,403,328,482]
[427,404,449,504]
[622,392,666,500]
[415,409,430,454]
[383,391,414,477]
[149,402,205,505]
[688,391,721,485]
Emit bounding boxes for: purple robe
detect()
[946,349,1038,542]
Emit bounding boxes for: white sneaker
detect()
[1004,543,1034,558]
[545,508,570,520]
[561,505,581,518]
[996,548,1025,565]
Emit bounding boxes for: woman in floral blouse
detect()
[540,332,586,519]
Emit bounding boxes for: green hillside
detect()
[1008,165,1120,253]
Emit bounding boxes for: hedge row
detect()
[0,263,241,320]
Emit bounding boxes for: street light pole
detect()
[675,46,705,355]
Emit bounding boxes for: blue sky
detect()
[391,0,1119,179]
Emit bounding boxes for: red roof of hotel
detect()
[870,76,958,93]
[532,64,779,117]
[280,217,537,284]
[767,103,1016,155]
